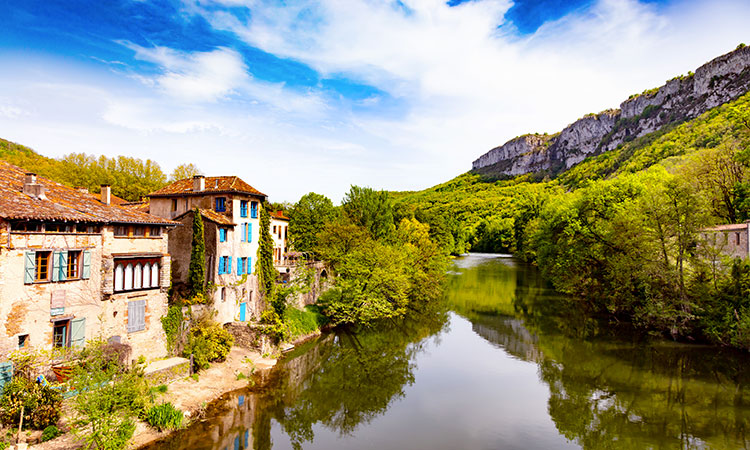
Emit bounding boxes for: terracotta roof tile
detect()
[120,201,151,214]
[175,208,235,226]
[270,211,289,221]
[148,176,266,198]
[0,160,177,225]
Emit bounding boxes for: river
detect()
[147,253,750,449]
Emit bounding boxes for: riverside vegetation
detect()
[394,91,750,350]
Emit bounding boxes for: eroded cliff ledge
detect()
[472,45,750,178]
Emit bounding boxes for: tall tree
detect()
[169,163,203,182]
[188,208,206,299]
[256,203,279,314]
[342,186,395,241]
[289,192,337,257]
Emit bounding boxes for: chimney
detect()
[193,175,205,192]
[101,185,111,205]
[23,173,47,200]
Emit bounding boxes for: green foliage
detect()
[289,192,337,257]
[41,425,61,442]
[257,203,279,314]
[70,341,148,450]
[146,402,184,431]
[182,317,234,371]
[169,163,202,182]
[0,377,62,429]
[188,209,206,298]
[283,306,329,340]
[161,305,184,353]
[342,186,395,240]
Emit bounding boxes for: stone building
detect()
[703,222,750,260]
[270,211,289,268]
[0,161,176,360]
[147,175,266,324]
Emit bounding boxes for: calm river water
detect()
[148,253,750,449]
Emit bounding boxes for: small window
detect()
[240,200,248,218]
[67,251,81,279]
[736,232,741,246]
[250,202,258,218]
[150,226,162,237]
[133,226,145,237]
[114,226,128,237]
[273,225,277,233]
[221,287,226,301]
[127,300,146,333]
[215,197,226,212]
[219,228,227,242]
[171,199,177,212]
[36,251,51,281]
[18,334,28,349]
[53,320,69,348]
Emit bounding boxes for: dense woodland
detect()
[393,91,750,350]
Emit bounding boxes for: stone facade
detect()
[703,222,750,260]
[473,45,750,177]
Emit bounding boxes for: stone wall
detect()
[473,45,750,178]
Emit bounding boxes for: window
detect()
[18,334,28,349]
[171,199,177,212]
[76,224,100,234]
[53,320,69,348]
[240,200,248,218]
[736,232,741,245]
[219,228,227,242]
[46,223,73,233]
[273,225,277,233]
[133,226,145,237]
[215,197,226,212]
[237,257,245,275]
[284,227,287,240]
[114,226,127,236]
[66,251,81,279]
[150,226,162,237]
[220,287,226,301]
[250,202,258,218]
[114,258,160,292]
[11,221,42,232]
[246,223,252,243]
[218,256,232,275]
[35,252,51,281]
[127,300,146,333]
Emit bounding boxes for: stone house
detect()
[270,211,289,268]
[147,175,266,324]
[0,161,177,360]
[703,222,750,260]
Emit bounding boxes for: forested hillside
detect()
[0,138,199,201]
[394,91,750,349]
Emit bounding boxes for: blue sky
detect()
[1,0,748,202]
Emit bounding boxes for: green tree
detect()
[342,186,395,241]
[257,203,279,314]
[169,163,202,182]
[187,208,206,299]
[288,192,337,257]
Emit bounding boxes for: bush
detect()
[0,377,62,429]
[283,305,328,339]
[41,425,62,442]
[146,402,183,431]
[182,318,233,371]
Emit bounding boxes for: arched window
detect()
[142,264,151,289]
[134,263,142,289]
[115,264,124,291]
[124,264,133,291]
[151,262,160,287]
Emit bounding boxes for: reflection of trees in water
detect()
[457,257,750,449]
[252,303,449,450]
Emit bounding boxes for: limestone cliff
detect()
[472,45,750,177]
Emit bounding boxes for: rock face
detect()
[472,45,750,177]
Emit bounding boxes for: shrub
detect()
[0,377,62,429]
[146,402,183,431]
[161,305,184,353]
[283,305,328,339]
[182,318,233,371]
[41,425,61,442]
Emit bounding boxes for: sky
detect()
[0,0,749,203]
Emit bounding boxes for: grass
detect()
[283,305,328,340]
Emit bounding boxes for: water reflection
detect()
[148,254,750,450]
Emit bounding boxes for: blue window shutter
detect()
[227,256,232,274]
[248,257,252,274]
[241,224,246,242]
[24,252,35,284]
[81,250,91,279]
[248,224,252,243]
[59,251,68,280]
[218,257,224,275]
[51,251,60,282]
[237,258,242,275]
[71,318,86,347]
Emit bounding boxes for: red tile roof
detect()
[148,176,266,198]
[270,210,289,221]
[0,160,177,225]
[175,208,235,226]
